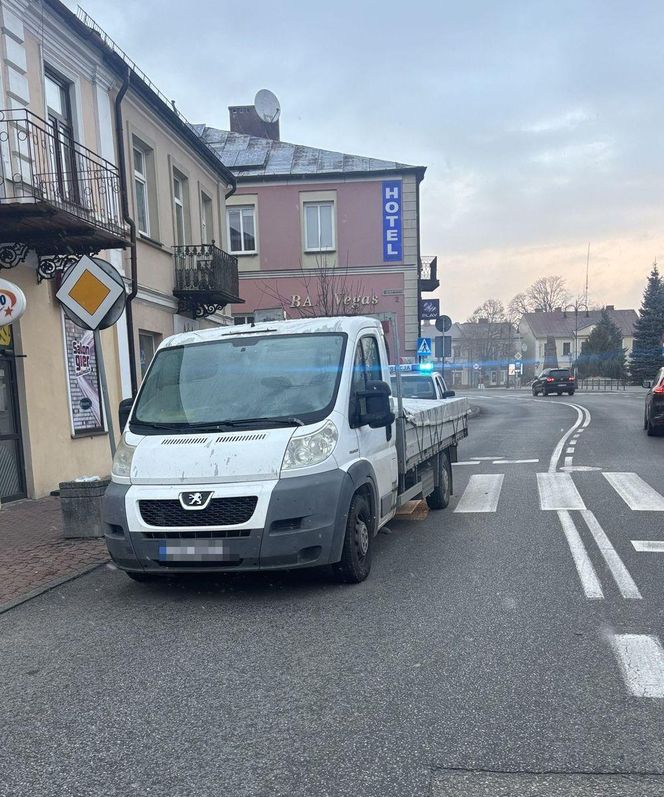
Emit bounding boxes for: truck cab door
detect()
[349,335,398,522]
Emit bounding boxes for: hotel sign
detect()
[382,180,402,262]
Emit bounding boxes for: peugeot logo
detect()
[179,491,213,510]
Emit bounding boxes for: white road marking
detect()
[492,459,539,464]
[454,474,504,513]
[564,456,573,467]
[566,447,575,454]
[580,510,642,599]
[452,461,480,467]
[557,511,604,599]
[609,634,664,697]
[632,540,664,552]
[560,465,602,472]
[537,473,586,510]
[603,473,664,511]
[548,403,590,473]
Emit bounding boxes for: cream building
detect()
[0,0,239,499]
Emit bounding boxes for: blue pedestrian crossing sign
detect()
[416,337,432,357]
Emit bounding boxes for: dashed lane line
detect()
[632,541,664,553]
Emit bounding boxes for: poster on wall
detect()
[62,315,105,436]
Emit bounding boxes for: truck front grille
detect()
[138,497,258,527]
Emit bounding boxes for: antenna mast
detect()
[584,243,590,306]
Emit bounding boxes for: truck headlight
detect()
[112,434,137,478]
[282,421,338,470]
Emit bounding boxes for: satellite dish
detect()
[255,89,281,123]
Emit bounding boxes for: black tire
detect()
[543,389,549,396]
[532,388,538,396]
[557,391,563,396]
[333,493,373,584]
[644,411,649,431]
[126,571,160,583]
[568,390,575,396]
[647,415,657,436]
[427,452,452,510]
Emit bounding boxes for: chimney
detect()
[229,105,280,141]
[605,304,614,310]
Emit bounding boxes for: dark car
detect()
[644,368,664,436]
[532,368,576,396]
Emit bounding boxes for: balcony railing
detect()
[0,109,128,251]
[173,242,242,318]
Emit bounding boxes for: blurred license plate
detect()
[159,544,228,561]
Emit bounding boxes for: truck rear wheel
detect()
[333,493,372,584]
[426,452,452,510]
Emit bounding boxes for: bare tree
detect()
[527,275,571,312]
[258,257,374,318]
[467,298,507,324]
[507,292,532,323]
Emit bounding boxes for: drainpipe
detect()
[415,173,423,345]
[114,67,139,397]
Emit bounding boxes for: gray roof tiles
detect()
[521,309,638,338]
[197,127,423,178]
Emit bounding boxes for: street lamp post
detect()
[563,301,590,374]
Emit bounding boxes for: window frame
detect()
[226,205,257,254]
[201,192,213,244]
[173,173,186,246]
[133,145,150,236]
[349,334,383,427]
[138,330,161,380]
[563,342,571,356]
[303,201,335,253]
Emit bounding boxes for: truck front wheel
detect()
[333,493,372,583]
[426,452,452,510]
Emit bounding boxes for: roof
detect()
[161,315,383,349]
[520,309,638,338]
[48,2,236,188]
[195,126,426,180]
[449,321,516,339]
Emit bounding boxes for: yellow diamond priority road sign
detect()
[56,255,125,331]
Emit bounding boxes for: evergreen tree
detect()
[630,265,664,384]
[577,309,627,379]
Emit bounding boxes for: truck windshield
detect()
[132,333,347,430]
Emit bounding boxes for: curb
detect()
[0,559,108,616]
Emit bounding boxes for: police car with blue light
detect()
[389,363,455,400]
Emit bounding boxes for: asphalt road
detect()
[2,388,664,796]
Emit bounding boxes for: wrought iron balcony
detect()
[419,255,439,293]
[173,242,243,318]
[0,109,129,257]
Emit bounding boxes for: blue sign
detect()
[419,299,439,320]
[382,180,402,262]
[417,337,432,357]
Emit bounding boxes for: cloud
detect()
[518,108,594,134]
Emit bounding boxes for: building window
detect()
[201,193,213,244]
[44,68,77,202]
[133,146,150,236]
[233,315,255,326]
[173,173,187,246]
[227,206,256,253]
[139,331,161,378]
[304,202,334,252]
[563,342,571,356]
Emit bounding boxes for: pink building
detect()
[197,103,437,358]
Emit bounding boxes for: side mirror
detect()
[356,380,395,429]
[442,390,456,398]
[643,380,654,389]
[118,398,134,431]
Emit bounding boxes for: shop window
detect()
[304,202,335,252]
[227,206,256,253]
[139,331,161,378]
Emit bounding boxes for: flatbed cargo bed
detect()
[399,397,470,472]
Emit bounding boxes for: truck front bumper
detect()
[103,469,355,575]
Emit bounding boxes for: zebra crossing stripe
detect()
[603,473,664,511]
[454,474,504,513]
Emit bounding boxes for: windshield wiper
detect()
[222,416,305,428]
[130,420,191,431]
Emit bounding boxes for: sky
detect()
[69,0,664,321]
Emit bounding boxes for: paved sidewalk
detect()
[0,497,108,610]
